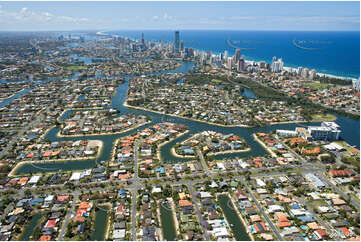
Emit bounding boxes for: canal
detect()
[19,213,43,241]
[218,195,251,241]
[90,206,109,241]
[0,88,32,108]
[8,61,361,175]
[160,201,177,240]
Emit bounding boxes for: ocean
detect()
[105,30,360,79]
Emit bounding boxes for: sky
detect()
[0,1,359,31]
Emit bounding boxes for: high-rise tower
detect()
[174,31,180,54]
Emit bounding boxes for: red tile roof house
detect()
[56,195,69,204]
[339,227,353,238]
[329,169,355,177]
[313,229,328,240]
[39,235,51,241]
[235,190,248,201]
[44,219,57,229]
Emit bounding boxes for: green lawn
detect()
[334,141,360,156]
[65,65,86,71]
[308,200,329,209]
[305,82,333,90]
[311,113,337,122]
[211,79,223,84]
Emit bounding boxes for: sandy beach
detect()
[109,138,120,165]
[156,130,189,162]
[156,201,164,241]
[168,198,180,237]
[253,134,277,158]
[170,147,196,158]
[207,147,251,156]
[38,125,56,140]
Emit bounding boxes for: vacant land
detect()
[311,113,337,122]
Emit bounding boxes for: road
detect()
[239,177,284,241]
[186,181,210,240]
[317,173,360,210]
[196,147,212,178]
[0,105,52,159]
[0,142,356,242]
[296,196,342,241]
[273,134,359,209]
[58,192,80,240]
[131,140,141,241]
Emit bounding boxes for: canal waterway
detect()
[218,195,251,241]
[0,88,32,108]
[19,213,43,241]
[90,206,109,241]
[160,202,177,240]
[4,61,359,175]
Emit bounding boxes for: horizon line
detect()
[0,29,360,32]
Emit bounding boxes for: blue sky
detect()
[0,1,359,31]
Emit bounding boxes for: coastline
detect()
[283,66,358,81]
[8,140,104,177]
[101,30,359,81]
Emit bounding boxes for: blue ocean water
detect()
[106,30,360,79]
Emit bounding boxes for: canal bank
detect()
[10,62,361,175]
[218,195,251,241]
[90,205,110,241]
[159,200,177,241]
[19,213,43,241]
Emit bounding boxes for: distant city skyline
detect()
[0,1,359,31]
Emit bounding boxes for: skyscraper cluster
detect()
[271,56,284,72]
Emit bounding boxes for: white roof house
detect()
[152,187,162,193]
[256,179,266,187]
[45,195,55,202]
[70,172,81,181]
[267,205,284,213]
[113,229,126,239]
[200,192,212,198]
[28,175,41,184]
[213,227,230,238]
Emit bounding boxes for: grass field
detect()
[305,82,334,90]
[334,141,360,156]
[308,200,329,209]
[211,79,223,84]
[65,65,86,71]
[311,113,337,122]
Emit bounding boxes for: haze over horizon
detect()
[0,1,359,31]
